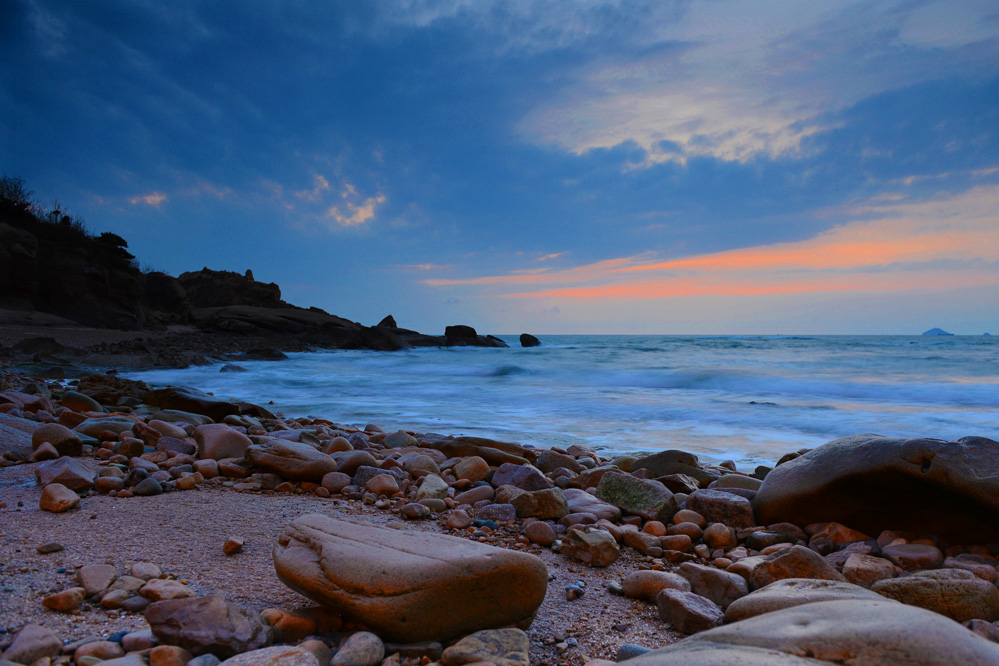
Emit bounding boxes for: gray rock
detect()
[872,569,999,622]
[34,456,95,491]
[491,462,551,491]
[725,578,887,622]
[678,562,748,609]
[678,599,999,665]
[245,439,338,482]
[509,487,569,520]
[685,489,756,529]
[331,631,384,666]
[144,593,272,658]
[1,624,62,665]
[440,628,529,666]
[595,471,677,523]
[656,589,725,634]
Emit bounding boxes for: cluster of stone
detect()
[5,376,999,665]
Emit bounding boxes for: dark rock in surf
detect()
[519,333,541,347]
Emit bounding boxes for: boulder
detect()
[561,527,620,567]
[145,387,240,421]
[842,553,898,588]
[39,482,79,512]
[674,599,999,665]
[194,424,252,461]
[725,578,887,623]
[677,562,748,609]
[35,456,94,491]
[622,570,691,601]
[562,488,621,521]
[273,514,547,642]
[656,589,725,634]
[491,463,551,491]
[519,334,540,348]
[1,624,62,665]
[872,569,999,622]
[536,449,581,474]
[330,631,384,666]
[595,471,677,523]
[619,643,831,665]
[220,646,319,666]
[750,545,847,590]
[509,488,569,520]
[753,434,999,541]
[685,489,756,529]
[31,422,83,456]
[245,439,337,482]
[145,593,273,658]
[440,628,529,666]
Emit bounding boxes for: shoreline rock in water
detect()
[2,369,999,665]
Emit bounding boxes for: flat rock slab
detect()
[273,514,548,642]
[725,578,886,622]
[754,434,999,540]
[681,599,999,665]
[620,642,831,665]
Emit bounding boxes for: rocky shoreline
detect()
[2,368,999,666]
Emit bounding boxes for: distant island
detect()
[921,328,954,336]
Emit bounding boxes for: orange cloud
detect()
[423,185,999,301]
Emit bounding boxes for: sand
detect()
[0,460,679,665]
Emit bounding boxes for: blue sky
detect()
[2,1,998,334]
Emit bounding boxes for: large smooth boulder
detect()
[194,424,252,461]
[245,439,338,482]
[273,514,547,642]
[725,578,887,622]
[595,471,677,523]
[619,643,830,665]
[145,593,272,658]
[754,435,999,540]
[665,599,999,665]
[145,387,240,421]
[32,423,83,456]
[872,569,999,622]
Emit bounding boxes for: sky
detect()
[2,0,998,335]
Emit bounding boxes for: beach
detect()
[2,325,999,666]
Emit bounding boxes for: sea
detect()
[125,334,999,469]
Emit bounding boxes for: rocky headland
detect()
[1,369,999,666]
[0,176,520,376]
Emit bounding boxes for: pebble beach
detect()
[2,328,999,666]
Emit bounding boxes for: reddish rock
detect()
[273,514,547,642]
[194,424,252,461]
[32,422,83,456]
[35,455,94,491]
[145,593,273,658]
[39,482,79,512]
[656,589,725,634]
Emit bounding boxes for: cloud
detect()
[425,185,999,301]
[536,252,566,262]
[129,192,167,207]
[518,1,999,165]
[326,191,387,228]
